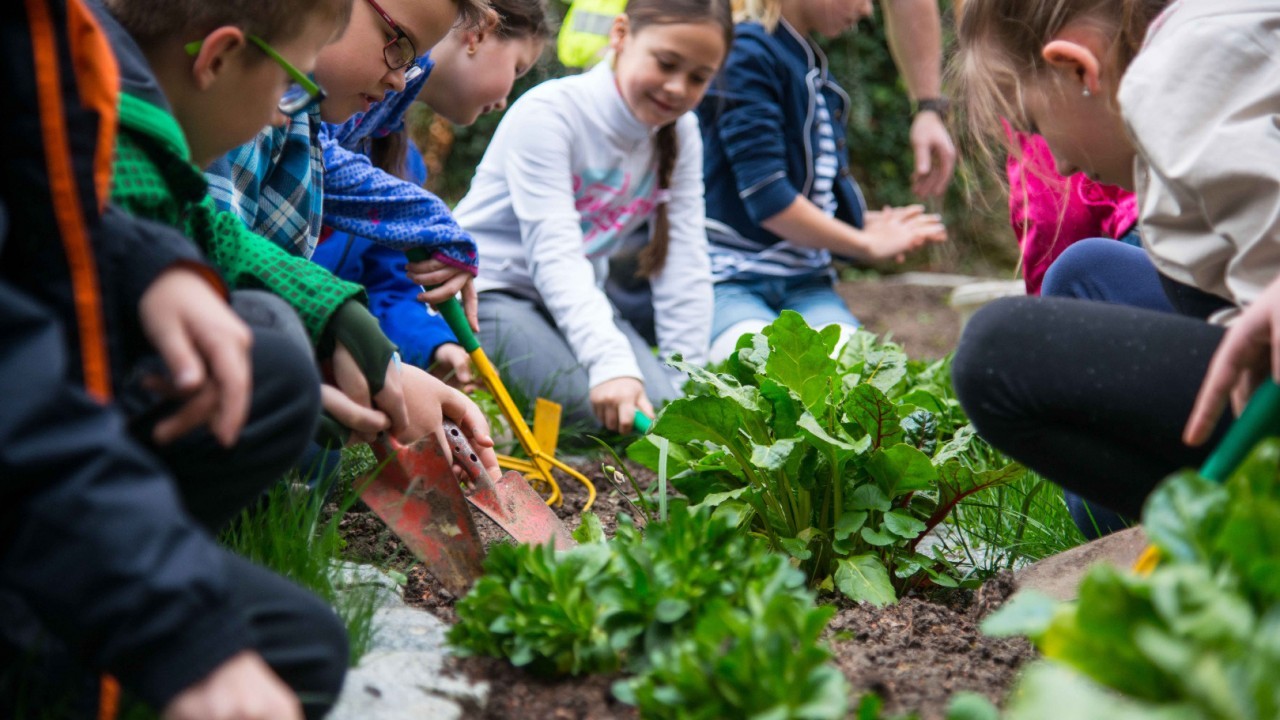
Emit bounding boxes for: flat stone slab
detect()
[329,573,489,719]
[1013,526,1148,602]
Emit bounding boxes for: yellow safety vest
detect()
[557,0,627,68]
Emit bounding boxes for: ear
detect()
[190,26,248,90]
[609,14,630,53]
[464,27,486,55]
[1041,37,1103,96]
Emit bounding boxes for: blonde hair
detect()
[731,0,780,31]
[950,0,1169,172]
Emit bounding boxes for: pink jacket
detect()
[1007,131,1138,295]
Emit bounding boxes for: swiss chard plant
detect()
[448,503,848,718]
[628,312,1024,604]
[984,440,1280,719]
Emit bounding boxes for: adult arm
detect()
[880,0,955,198]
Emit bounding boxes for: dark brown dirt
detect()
[339,279,1023,719]
[837,278,961,361]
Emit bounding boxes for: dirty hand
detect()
[430,342,476,392]
[589,377,653,434]
[1184,276,1280,446]
[909,110,956,199]
[408,257,479,332]
[862,205,947,262]
[162,651,301,720]
[139,267,252,447]
[332,342,411,442]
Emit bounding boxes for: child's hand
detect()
[319,384,390,445]
[407,257,480,332]
[1184,277,1280,446]
[401,364,501,478]
[430,342,476,392]
[139,267,252,447]
[332,342,411,441]
[589,377,653,434]
[861,205,947,262]
[162,650,301,720]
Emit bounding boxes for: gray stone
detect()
[327,601,490,719]
[1013,526,1148,602]
[333,561,404,609]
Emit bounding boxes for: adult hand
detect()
[909,110,956,199]
[430,343,476,392]
[161,651,301,720]
[589,377,653,434]
[1184,278,1280,446]
[861,205,947,262]
[331,342,411,442]
[407,257,479,332]
[139,267,252,447]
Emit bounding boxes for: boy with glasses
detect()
[100,0,502,461]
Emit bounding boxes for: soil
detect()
[341,279,1022,719]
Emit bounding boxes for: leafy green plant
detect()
[449,504,846,716]
[984,440,1280,719]
[628,313,1023,604]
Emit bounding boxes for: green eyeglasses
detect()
[184,35,327,115]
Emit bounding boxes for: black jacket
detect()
[0,0,252,709]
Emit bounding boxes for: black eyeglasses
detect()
[185,35,327,114]
[363,0,424,81]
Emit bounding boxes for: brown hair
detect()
[104,0,352,48]
[624,0,732,277]
[730,0,780,31]
[950,0,1170,172]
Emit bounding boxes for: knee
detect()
[951,297,1025,432]
[1041,238,1116,299]
[292,599,349,720]
[238,294,322,468]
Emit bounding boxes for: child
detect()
[314,0,554,390]
[2,1,343,717]
[949,0,1280,525]
[448,0,733,434]
[698,0,948,363]
[109,0,501,468]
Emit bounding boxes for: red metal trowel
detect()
[359,422,576,595]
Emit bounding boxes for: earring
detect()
[1082,87,1092,98]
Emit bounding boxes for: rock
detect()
[328,604,490,720]
[333,561,405,609]
[1013,526,1148,602]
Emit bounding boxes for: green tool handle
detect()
[1201,378,1280,483]
[633,410,652,434]
[407,248,480,352]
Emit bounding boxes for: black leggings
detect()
[951,296,1232,519]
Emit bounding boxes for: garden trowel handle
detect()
[1201,378,1280,483]
[405,248,480,352]
[633,410,652,434]
[442,419,498,490]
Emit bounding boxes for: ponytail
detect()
[638,123,679,277]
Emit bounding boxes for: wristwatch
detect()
[912,97,951,122]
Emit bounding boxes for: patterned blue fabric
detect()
[328,56,434,154]
[206,108,325,258]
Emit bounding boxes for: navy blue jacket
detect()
[697,20,866,251]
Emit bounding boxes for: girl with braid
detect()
[444,0,732,433]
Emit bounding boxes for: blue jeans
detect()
[711,272,859,340]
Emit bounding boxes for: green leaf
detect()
[780,536,815,560]
[763,311,838,411]
[654,599,691,623]
[834,555,896,606]
[849,484,891,512]
[573,512,607,544]
[844,384,903,450]
[934,460,1025,517]
[866,444,937,498]
[751,438,802,472]
[834,511,868,539]
[668,356,765,412]
[651,395,760,449]
[981,591,1060,637]
[883,510,927,539]
[946,692,1000,720]
[1142,470,1226,565]
[860,526,896,546]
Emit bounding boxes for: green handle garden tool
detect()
[1133,378,1280,574]
[408,248,598,509]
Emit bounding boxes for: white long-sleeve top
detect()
[455,61,712,388]
[1119,0,1280,323]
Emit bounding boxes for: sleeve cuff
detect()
[742,173,800,225]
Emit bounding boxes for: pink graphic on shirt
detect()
[572,168,659,257]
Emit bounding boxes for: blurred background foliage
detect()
[409,0,1019,278]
